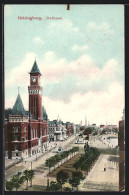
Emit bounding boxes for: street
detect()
[5,134,78,180]
[5,133,119,192]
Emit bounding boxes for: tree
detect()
[19,175,26,185]
[46,156,57,172]
[56,170,69,191]
[5,173,26,191]
[10,174,21,191]
[84,127,94,135]
[55,155,62,167]
[73,160,81,172]
[72,172,84,180]
[69,177,80,191]
[5,180,14,191]
[23,170,30,190]
[69,172,84,191]
[46,181,61,192]
[81,162,90,173]
[64,187,72,192]
[28,170,35,187]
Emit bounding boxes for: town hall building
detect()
[5,60,49,159]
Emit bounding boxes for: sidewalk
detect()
[79,154,119,191]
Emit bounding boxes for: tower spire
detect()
[29,59,42,75]
[18,86,19,94]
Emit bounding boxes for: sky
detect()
[4,4,124,126]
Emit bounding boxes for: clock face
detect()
[32,77,36,83]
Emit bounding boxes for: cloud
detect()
[86,22,114,35]
[44,74,77,103]
[101,59,118,79]
[44,81,124,125]
[72,44,88,52]
[5,52,37,88]
[69,55,99,78]
[46,19,80,45]
[5,51,120,103]
[5,52,124,124]
[44,51,56,62]
[85,22,115,44]
[5,51,124,125]
[48,19,79,33]
[33,37,44,44]
[39,52,120,103]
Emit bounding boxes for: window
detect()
[14,135,18,141]
[21,137,24,142]
[16,153,18,156]
[15,145,18,150]
[24,127,27,132]
[14,127,19,133]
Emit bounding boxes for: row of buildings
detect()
[5,60,81,160]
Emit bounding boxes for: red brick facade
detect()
[5,60,48,159]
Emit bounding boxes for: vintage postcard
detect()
[4,4,125,192]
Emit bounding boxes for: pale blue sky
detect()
[4,5,124,125]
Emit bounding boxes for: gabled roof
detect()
[29,60,42,75]
[11,94,26,115]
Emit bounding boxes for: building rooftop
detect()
[11,94,26,115]
[29,60,42,75]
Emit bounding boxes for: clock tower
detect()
[28,60,42,120]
